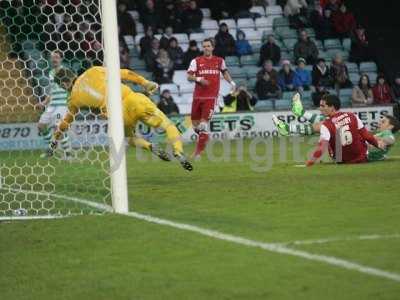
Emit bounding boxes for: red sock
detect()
[194,132,209,156]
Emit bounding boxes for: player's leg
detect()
[38,108,53,150]
[54,107,72,159]
[192,98,214,158]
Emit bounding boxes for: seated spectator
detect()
[330,53,352,90]
[352,74,373,106]
[294,57,312,91]
[160,26,174,50]
[312,58,332,88]
[167,37,185,70]
[157,89,180,116]
[392,74,400,100]
[140,0,161,33]
[259,35,281,66]
[256,59,278,82]
[144,38,160,72]
[255,72,282,100]
[284,0,308,29]
[235,30,252,56]
[214,23,236,58]
[117,2,136,39]
[139,27,155,59]
[372,75,394,104]
[294,30,319,65]
[161,0,183,33]
[314,9,335,40]
[278,60,297,92]
[223,84,257,112]
[153,49,174,84]
[350,25,374,64]
[183,40,202,69]
[182,0,203,33]
[332,3,356,39]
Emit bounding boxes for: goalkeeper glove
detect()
[144,81,159,95]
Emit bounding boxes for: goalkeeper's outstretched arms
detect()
[120,69,159,95]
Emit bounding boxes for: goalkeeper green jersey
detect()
[368,130,395,161]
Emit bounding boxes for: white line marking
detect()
[124,211,400,283]
[279,234,400,246]
[2,188,400,283]
[0,215,66,221]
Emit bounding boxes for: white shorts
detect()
[39,106,68,127]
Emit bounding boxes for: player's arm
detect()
[355,115,384,149]
[37,95,51,109]
[306,124,330,166]
[221,59,236,90]
[187,59,208,86]
[53,104,78,141]
[120,69,158,95]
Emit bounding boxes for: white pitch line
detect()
[2,188,400,283]
[279,234,400,246]
[0,215,66,221]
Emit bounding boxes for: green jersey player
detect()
[367,115,399,161]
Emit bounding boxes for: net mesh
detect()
[0,0,112,217]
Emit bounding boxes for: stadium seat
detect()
[342,38,351,51]
[282,91,295,100]
[225,56,240,67]
[178,103,192,114]
[173,33,189,45]
[179,82,195,94]
[219,19,237,30]
[266,5,283,16]
[243,29,262,44]
[201,19,219,30]
[129,57,146,70]
[283,38,297,51]
[189,32,206,43]
[326,49,349,61]
[254,100,274,111]
[275,99,291,110]
[252,43,262,53]
[249,6,266,17]
[135,21,144,34]
[240,55,258,66]
[280,51,293,63]
[180,43,189,52]
[123,35,134,50]
[255,17,274,31]
[313,39,324,51]
[304,28,316,39]
[127,10,139,21]
[247,77,258,90]
[273,17,290,28]
[349,72,360,85]
[360,62,378,73]
[243,66,259,79]
[173,70,188,85]
[134,34,144,46]
[365,72,378,84]
[228,66,247,80]
[339,88,353,107]
[179,93,194,104]
[203,30,218,38]
[200,8,211,19]
[346,62,359,73]
[276,27,298,39]
[237,18,256,29]
[324,39,342,51]
[160,83,179,94]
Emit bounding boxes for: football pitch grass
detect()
[1,137,400,299]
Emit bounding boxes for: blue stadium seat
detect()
[243,66,259,79]
[346,62,359,73]
[247,78,258,91]
[342,38,351,51]
[324,39,342,51]
[283,38,297,51]
[275,99,291,110]
[282,91,295,100]
[273,17,290,29]
[349,72,360,85]
[254,100,274,111]
[228,66,247,80]
[360,62,378,73]
[365,72,378,84]
[225,56,240,67]
[240,55,258,66]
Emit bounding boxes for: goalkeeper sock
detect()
[60,133,71,153]
[289,123,314,135]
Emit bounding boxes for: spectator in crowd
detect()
[139,27,155,59]
[323,0,341,12]
[207,1,231,20]
[352,74,373,106]
[313,9,335,40]
[223,84,257,112]
[350,25,374,64]
[278,60,297,92]
[144,38,160,72]
[140,0,161,33]
[153,49,174,84]
[294,57,312,91]
[259,35,281,66]
[284,0,308,29]
[330,53,352,91]
[160,26,174,50]
[119,30,130,68]
[255,72,282,100]
[183,40,202,69]
[257,59,278,82]
[372,75,394,104]
[294,30,319,65]
[161,0,183,33]
[312,58,332,88]
[391,74,400,100]
[332,3,356,39]
[117,2,136,39]
[214,23,236,58]
[182,0,203,33]
[235,30,252,56]
[157,89,180,116]
[167,37,185,70]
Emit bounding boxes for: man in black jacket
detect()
[259,35,281,66]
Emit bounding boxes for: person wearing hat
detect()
[157,89,180,116]
[278,60,297,91]
[294,57,312,91]
[183,40,202,69]
[214,22,236,58]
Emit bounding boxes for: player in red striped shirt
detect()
[187,38,236,158]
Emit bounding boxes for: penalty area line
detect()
[278,234,400,246]
[2,188,400,283]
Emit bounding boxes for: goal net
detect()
[0,0,127,219]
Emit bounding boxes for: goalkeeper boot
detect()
[174,153,194,171]
[40,141,58,158]
[150,144,171,161]
[292,92,305,117]
[272,115,289,136]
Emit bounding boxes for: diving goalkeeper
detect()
[43,66,193,171]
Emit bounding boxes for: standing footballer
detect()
[187,38,236,158]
